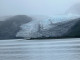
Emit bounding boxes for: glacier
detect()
[16,14,80,39]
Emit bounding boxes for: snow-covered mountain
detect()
[16,14,80,39]
[0,15,49,39]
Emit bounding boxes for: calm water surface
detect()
[0,38,80,60]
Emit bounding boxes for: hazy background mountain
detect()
[0,16,12,21]
[66,3,80,14]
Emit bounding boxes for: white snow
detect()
[49,14,80,23]
[16,14,80,39]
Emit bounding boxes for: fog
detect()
[0,0,80,16]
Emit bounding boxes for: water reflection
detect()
[0,39,80,60]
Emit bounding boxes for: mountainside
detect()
[65,18,80,37]
[16,15,80,39]
[0,15,32,39]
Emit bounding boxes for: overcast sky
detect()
[0,0,80,16]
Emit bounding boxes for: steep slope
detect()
[16,15,80,39]
[0,15,32,39]
[65,18,80,37]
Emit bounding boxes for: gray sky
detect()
[0,0,80,16]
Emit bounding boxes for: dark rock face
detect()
[42,18,80,38]
[16,18,80,39]
[65,18,80,38]
[44,18,80,38]
[34,18,80,39]
[0,15,32,39]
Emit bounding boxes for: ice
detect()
[16,14,80,39]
